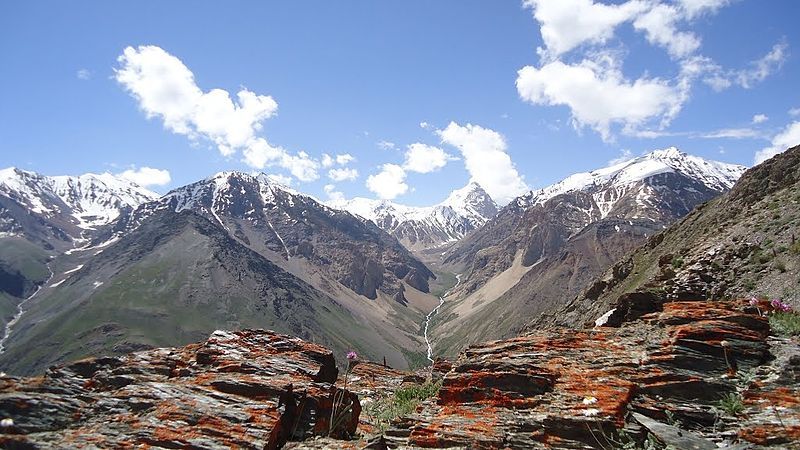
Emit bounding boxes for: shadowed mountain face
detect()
[0,169,158,331]
[431,148,746,355]
[0,170,440,375]
[0,210,413,375]
[121,172,434,299]
[536,144,800,330]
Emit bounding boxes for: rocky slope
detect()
[0,329,359,449]
[330,182,498,251]
[2,301,797,449]
[431,148,746,355]
[541,144,800,330]
[390,300,799,448]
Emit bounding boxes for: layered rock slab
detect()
[0,329,360,449]
[394,300,798,448]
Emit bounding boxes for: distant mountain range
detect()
[0,167,157,249]
[329,182,498,251]
[0,170,437,374]
[0,146,754,374]
[430,147,747,355]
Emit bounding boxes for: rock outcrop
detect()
[389,300,799,448]
[0,330,360,449]
[2,303,798,449]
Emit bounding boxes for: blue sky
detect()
[1,1,799,205]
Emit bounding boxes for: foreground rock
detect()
[389,300,799,448]
[1,302,797,449]
[0,330,360,449]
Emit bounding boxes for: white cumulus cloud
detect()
[437,122,528,204]
[117,166,171,187]
[755,121,800,164]
[633,3,700,58]
[752,114,768,124]
[336,154,354,165]
[677,0,732,19]
[523,0,649,59]
[403,143,453,174]
[328,167,359,182]
[321,153,354,168]
[366,164,408,200]
[519,0,786,141]
[115,45,319,182]
[516,57,683,140]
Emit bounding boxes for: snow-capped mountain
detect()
[329,182,499,250]
[0,167,158,246]
[435,148,748,353]
[516,147,746,214]
[118,171,433,300]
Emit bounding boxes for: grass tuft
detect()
[363,380,442,433]
[718,392,745,416]
[769,311,800,337]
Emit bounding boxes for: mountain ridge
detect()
[329,181,499,251]
[430,147,748,355]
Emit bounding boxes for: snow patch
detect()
[595,308,617,327]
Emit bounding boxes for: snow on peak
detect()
[0,167,159,228]
[519,147,746,207]
[327,181,498,246]
[440,182,498,226]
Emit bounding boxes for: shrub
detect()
[671,256,684,269]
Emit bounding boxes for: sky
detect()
[1,1,799,206]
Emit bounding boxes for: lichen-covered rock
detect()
[387,300,798,449]
[0,329,360,449]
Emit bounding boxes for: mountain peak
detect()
[0,168,159,234]
[520,149,746,208]
[441,181,498,222]
[647,146,685,160]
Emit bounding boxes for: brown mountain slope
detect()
[536,144,800,330]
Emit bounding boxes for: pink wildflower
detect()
[346,351,358,361]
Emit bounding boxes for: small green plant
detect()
[718,392,745,416]
[363,380,442,433]
[774,259,787,273]
[769,311,800,336]
[664,410,682,429]
[670,256,684,269]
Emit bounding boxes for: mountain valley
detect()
[1,145,799,449]
[0,148,759,374]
